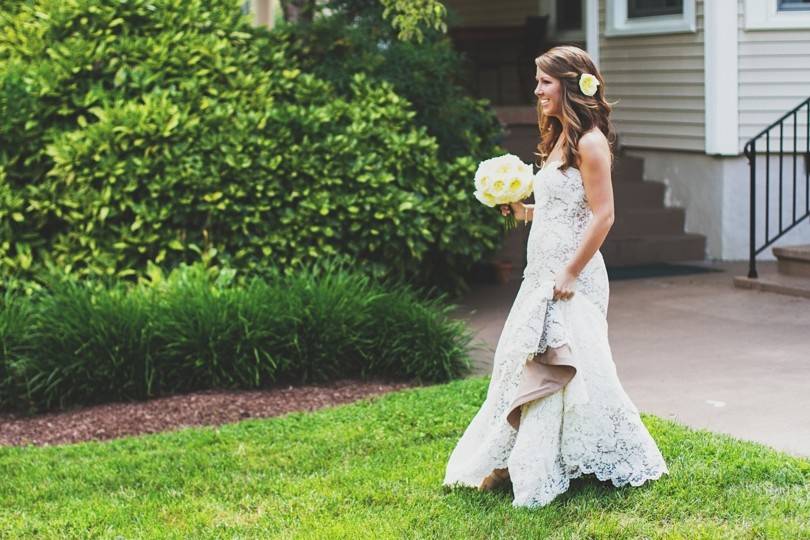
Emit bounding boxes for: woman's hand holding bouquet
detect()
[473,154,535,231]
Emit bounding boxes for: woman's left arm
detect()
[564,131,615,278]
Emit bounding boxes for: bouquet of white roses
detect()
[473,153,534,230]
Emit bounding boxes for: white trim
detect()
[605,0,697,37]
[704,0,739,156]
[586,0,600,66]
[744,0,810,30]
[246,0,282,28]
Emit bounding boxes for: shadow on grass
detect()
[442,472,630,509]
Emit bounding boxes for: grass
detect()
[1,376,808,539]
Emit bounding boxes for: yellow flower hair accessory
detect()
[579,73,599,97]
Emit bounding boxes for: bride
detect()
[442,45,669,508]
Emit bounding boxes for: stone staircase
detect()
[603,154,706,266]
[492,106,707,270]
[733,245,810,299]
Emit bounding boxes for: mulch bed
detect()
[0,377,424,448]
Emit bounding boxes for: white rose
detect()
[579,73,600,97]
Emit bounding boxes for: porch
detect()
[444,0,810,299]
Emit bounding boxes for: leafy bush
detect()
[0,0,504,296]
[0,259,475,415]
[273,0,504,161]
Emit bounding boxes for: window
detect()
[605,0,695,36]
[549,0,586,42]
[745,0,810,28]
[556,0,582,31]
[778,0,810,11]
[628,0,684,19]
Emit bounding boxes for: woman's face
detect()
[534,68,562,118]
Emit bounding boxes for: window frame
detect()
[605,0,696,37]
[627,0,684,19]
[777,0,810,13]
[745,0,810,29]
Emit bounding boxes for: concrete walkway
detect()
[450,260,810,458]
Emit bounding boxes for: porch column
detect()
[248,0,276,28]
[586,0,600,67]
[704,0,739,155]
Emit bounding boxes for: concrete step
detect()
[602,233,706,267]
[611,207,686,236]
[613,180,666,209]
[611,154,644,182]
[773,244,810,278]
[733,271,810,299]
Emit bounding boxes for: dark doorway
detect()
[449,15,551,105]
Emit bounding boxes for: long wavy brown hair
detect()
[534,45,619,173]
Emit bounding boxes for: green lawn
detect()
[1,377,808,539]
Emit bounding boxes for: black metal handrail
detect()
[743,96,810,278]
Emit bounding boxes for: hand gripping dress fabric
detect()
[442,160,669,508]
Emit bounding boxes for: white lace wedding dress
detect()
[443,158,669,508]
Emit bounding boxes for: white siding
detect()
[598,1,706,152]
[442,0,539,27]
[737,0,810,155]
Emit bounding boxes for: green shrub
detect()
[271,2,505,161]
[0,288,34,407]
[0,0,503,296]
[0,259,475,415]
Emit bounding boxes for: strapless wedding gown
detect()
[443,159,669,508]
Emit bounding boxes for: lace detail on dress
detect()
[508,391,570,507]
[442,160,669,508]
[523,161,609,318]
[561,404,670,488]
[507,394,669,508]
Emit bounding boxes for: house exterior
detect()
[249,0,810,277]
[441,0,810,265]
[602,0,810,264]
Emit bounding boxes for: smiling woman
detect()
[532,46,618,174]
[443,45,669,509]
[535,71,562,118]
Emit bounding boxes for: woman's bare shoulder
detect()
[579,127,608,148]
[576,129,610,168]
